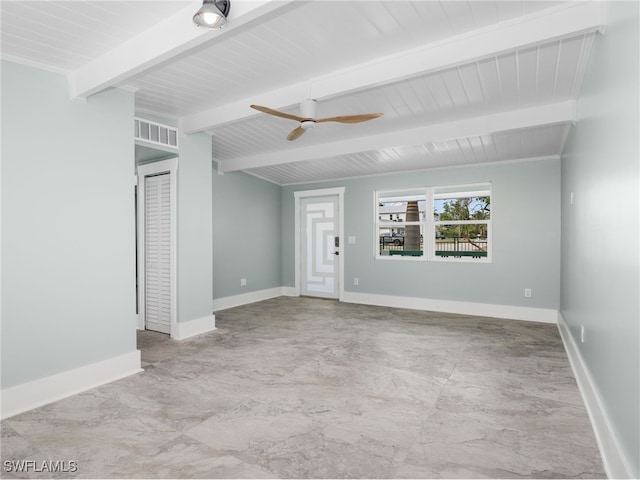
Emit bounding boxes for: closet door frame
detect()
[136,158,178,337]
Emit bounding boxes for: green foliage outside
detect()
[436,196,490,239]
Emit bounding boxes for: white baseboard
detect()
[342,291,558,323]
[281,286,297,297]
[557,312,633,479]
[212,287,293,312]
[1,350,142,420]
[212,288,555,323]
[172,314,216,340]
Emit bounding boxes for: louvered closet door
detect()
[145,173,171,334]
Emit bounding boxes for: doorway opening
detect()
[136,158,177,336]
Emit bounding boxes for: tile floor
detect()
[1,297,605,478]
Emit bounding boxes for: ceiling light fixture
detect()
[193,0,230,29]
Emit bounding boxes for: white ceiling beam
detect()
[220,101,576,172]
[181,0,603,133]
[68,0,297,100]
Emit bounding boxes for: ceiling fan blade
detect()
[315,113,384,124]
[250,104,306,122]
[287,126,306,141]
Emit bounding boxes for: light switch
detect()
[348,236,356,244]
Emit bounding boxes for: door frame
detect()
[294,187,345,301]
[136,157,178,336]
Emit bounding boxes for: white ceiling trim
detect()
[181,0,603,134]
[0,53,69,76]
[68,0,297,100]
[220,100,576,172]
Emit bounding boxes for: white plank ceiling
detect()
[1,0,606,185]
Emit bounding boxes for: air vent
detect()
[135,117,178,149]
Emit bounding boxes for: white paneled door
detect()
[300,196,339,298]
[144,173,172,334]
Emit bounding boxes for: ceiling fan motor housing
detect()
[300,99,317,119]
[301,120,316,130]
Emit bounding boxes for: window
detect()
[376,190,426,257]
[433,184,491,261]
[375,183,491,262]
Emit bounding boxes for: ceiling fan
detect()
[250,99,383,141]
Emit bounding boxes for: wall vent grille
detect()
[135,117,178,149]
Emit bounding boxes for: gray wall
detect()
[177,133,214,322]
[212,169,282,299]
[560,2,639,476]
[282,159,561,309]
[1,61,137,388]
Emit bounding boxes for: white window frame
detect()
[375,183,491,263]
[432,183,492,263]
[374,188,428,261]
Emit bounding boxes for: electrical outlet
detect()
[353,277,359,286]
[524,288,532,298]
[581,325,585,343]
[240,278,247,287]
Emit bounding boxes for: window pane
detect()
[435,224,488,258]
[378,191,426,223]
[379,225,423,257]
[434,195,491,221]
